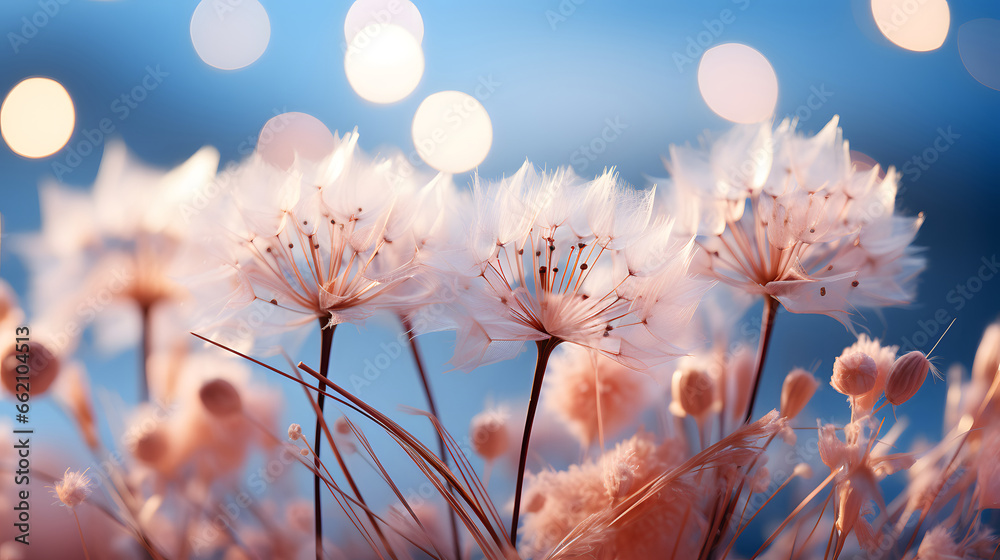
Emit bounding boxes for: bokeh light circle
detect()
[345,0,424,45]
[697,43,778,124]
[1,77,75,159]
[345,24,424,104]
[958,19,1000,91]
[871,0,949,52]
[412,91,493,174]
[257,112,338,170]
[190,0,271,70]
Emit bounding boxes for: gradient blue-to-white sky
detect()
[1,0,999,550]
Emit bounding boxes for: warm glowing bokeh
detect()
[190,0,271,70]
[697,43,778,124]
[871,0,950,52]
[1,77,75,159]
[344,24,424,104]
[958,18,1000,91]
[344,0,424,45]
[412,91,493,174]
[257,112,338,170]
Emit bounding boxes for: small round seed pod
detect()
[199,378,243,417]
[1,340,60,396]
[671,367,715,418]
[831,352,877,396]
[781,368,819,419]
[885,350,930,405]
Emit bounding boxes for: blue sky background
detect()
[1,0,999,552]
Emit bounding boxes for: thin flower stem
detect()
[139,303,152,402]
[743,297,779,424]
[402,316,463,560]
[510,337,561,546]
[314,318,335,560]
[73,509,92,560]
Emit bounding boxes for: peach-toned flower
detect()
[544,344,650,446]
[443,161,706,370]
[52,468,92,508]
[662,117,924,327]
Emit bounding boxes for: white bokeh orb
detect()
[190,0,271,70]
[412,91,493,174]
[1,77,75,159]
[345,24,424,104]
[345,0,424,45]
[257,112,338,170]
[697,43,778,124]
[871,0,950,52]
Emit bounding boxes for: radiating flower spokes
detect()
[448,162,704,371]
[665,116,925,329]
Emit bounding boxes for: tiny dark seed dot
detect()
[266,247,272,253]
[500,297,508,304]
[358,207,363,212]
[809,228,815,233]
[580,263,588,270]
[851,280,859,287]
[303,220,308,225]
[603,332,610,337]
[549,245,555,251]
[518,249,524,255]
[288,243,294,249]
[331,219,336,224]
[581,294,590,300]
[827,265,833,271]
[535,251,541,257]
[713,251,720,257]
[820,287,827,296]
[578,242,586,249]
[269,299,278,305]
[539,266,547,274]
[605,325,613,331]
[314,244,320,249]
[552,267,559,274]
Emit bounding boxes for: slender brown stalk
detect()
[743,297,779,424]
[402,317,463,560]
[510,337,561,546]
[314,319,335,560]
[73,510,92,560]
[139,304,152,401]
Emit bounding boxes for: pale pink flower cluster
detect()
[664,116,925,327]
[17,117,1000,560]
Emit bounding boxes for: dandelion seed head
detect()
[52,468,92,508]
[469,406,510,461]
[831,351,878,396]
[545,345,649,446]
